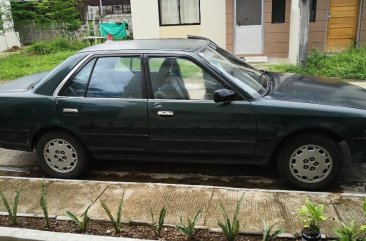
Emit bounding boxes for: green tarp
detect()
[100,22,127,40]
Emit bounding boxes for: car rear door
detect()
[145,54,256,161]
[55,55,149,159]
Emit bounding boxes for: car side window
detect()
[86,57,142,98]
[59,59,96,97]
[149,57,225,100]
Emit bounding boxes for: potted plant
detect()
[297,199,327,241]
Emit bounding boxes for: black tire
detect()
[36,131,89,178]
[277,134,342,190]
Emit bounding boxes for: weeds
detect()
[262,222,286,241]
[0,185,21,225]
[218,193,244,241]
[26,38,87,55]
[267,46,366,80]
[100,190,125,234]
[39,179,50,229]
[150,207,167,238]
[175,210,202,240]
[65,204,92,233]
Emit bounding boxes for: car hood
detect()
[266,72,366,109]
[0,72,50,92]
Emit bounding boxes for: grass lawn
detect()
[266,46,366,80]
[0,50,77,81]
[0,39,87,82]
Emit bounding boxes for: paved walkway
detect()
[0,177,365,237]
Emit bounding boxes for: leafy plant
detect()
[175,210,202,240]
[39,179,50,229]
[100,190,125,234]
[0,185,21,225]
[262,222,286,241]
[217,193,244,241]
[334,221,366,241]
[297,199,327,233]
[150,207,167,238]
[65,204,92,233]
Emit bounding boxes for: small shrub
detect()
[26,39,87,55]
[175,210,202,240]
[297,199,327,234]
[334,221,366,241]
[65,204,92,233]
[100,190,125,234]
[150,207,167,238]
[262,222,286,241]
[26,42,54,55]
[0,185,21,225]
[39,179,50,229]
[217,193,244,241]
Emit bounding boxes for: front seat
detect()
[154,58,189,99]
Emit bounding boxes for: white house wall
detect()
[130,0,160,39]
[130,0,226,48]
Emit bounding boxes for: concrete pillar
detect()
[288,0,310,66]
[298,0,310,66]
[288,0,300,64]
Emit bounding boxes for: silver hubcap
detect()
[43,139,78,173]
[289,144,333,184]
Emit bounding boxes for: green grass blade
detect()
[101,201,118,232]
[0,191,13,223]
[65,211,82,228]
[12,185,21,224]
[116,190,125,231]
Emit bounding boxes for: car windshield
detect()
[199,45,268,98]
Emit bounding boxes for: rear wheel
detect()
[277,134,341,190]
[36,131,88,178]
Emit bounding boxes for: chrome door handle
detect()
[157,111,174,117]
[63,108,79,114]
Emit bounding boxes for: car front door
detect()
[146,55,256,161]
[55,55,149,159]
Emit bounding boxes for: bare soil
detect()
[0,216,295,241]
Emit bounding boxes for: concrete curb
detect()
[0,227,154,241]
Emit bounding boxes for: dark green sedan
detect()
[1,39,366,190]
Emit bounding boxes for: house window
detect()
[310,0,317,22]
[158,0,201,26]
[272,0,286,24]
[112,5,123,14]
[123,5,131,14]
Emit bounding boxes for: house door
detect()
[326,0,359,52]
[234,0,263,55]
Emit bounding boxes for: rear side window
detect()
[60,56,143,99]
[60,59,95,97]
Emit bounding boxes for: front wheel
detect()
[36,131,89,178]
[277,134,341,190]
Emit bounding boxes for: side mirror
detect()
[214,89,236,103]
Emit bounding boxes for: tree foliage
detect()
[10,0,84,32]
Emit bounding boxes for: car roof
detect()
[78,39,210,53]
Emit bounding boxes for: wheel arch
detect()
[269,128,348,165]
[31,126,87,151]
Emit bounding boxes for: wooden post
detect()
[298,0,311,66]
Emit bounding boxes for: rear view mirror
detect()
[214,89,236,103]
